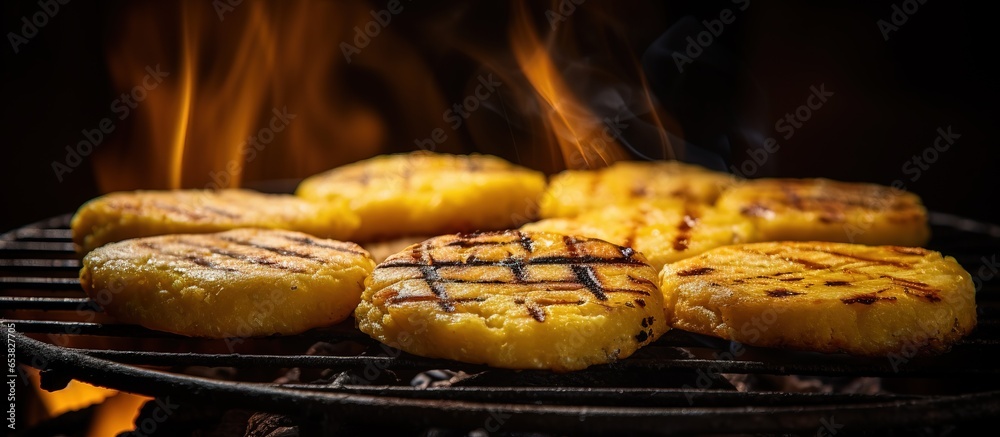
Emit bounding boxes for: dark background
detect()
[2,0,998,233]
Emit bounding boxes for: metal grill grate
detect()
[4,213,1000,435]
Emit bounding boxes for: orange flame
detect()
[508,1,674,169]
[23,366,150,435]
[97,0,458,191]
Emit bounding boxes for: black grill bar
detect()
[0,259,79,268]
[0,277,81,290]
[33,346,993,377]
[14,333,1000,435]
[5,213,1000,434]
[0,296,92,310]
[279,384,922,407]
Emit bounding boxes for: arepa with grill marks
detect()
[80,228,375,338]
[356,230,668,371]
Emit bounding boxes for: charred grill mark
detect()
[515,231,535,253]
[673,211,699,251]
[414,243,454,312]
[572,265,608,301]
[452,297,488,304]
[602,288,652,296]
[535,298,586,306]
[383,255,647,269]
[507,260,528,283]
[563,235,579,257]
[218,236,326,264]
[151,203,208,221]
[180,255,236,271]
[825,280,851,286]
[173,240,308,273]
[842,293,897,305]
[818,210,846,224]
[819,250,912,268]
[279,235,366,255]
[767,289,804,298]
[627,275,656,288]
[138,242,238,272]
[676,267,714,277]
[387,295,439,305]
[444,239,512,248]
[629,185,648,198]
[880,275,942,302]
[781,257,830,270]
[779,277,804,282]
[526,304,546,322]
[200,205,242,219]
[634,298,646,307]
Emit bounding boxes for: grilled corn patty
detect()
[71,189,359,253]
[715,178,930,246]
[539,161,737,218]
[356,230,668,371]
[522,202,757,272]
[659,242,976,356]
[80,229,375,338]
[296,152,547,241]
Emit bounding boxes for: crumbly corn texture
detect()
[80,229,375,338]
[522,202,758,272]
[296,152,547,241]
[71,189,359,253]
[715,178,930,246]
[356,230,668,371]
[659,242,976,356]
[539,160,737,218]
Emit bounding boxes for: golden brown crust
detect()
[356,230,669,371]
[296,152,546,241]
[539,161,737,218]
[715,178,930,246]
[71,189,359,253]
[659,241,977,356]
[523,202,758,271]
[80,228,375,338]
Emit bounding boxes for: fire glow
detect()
[89,0,676,194]
[37,0,680,433]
